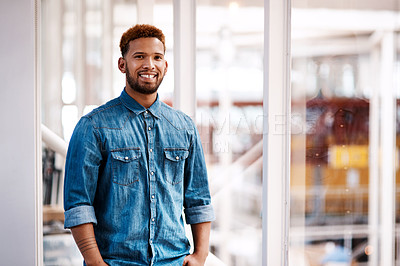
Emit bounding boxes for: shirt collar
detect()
[120,89,161,119]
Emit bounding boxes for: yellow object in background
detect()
[329,145,368,169]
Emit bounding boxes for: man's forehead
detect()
[128,37,165,53]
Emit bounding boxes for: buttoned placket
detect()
[144,110,156,264]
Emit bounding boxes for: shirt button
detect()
[176,156,179,160]
[151,195,155,199]
[149,148,153,152]
[148,127,151,131]
[151,171,154,175]
[151,218,155,222]
[145,110,148,114]
[149,240,152,244]
[124,156,129,160]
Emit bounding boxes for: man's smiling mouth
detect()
[139,73,157,79]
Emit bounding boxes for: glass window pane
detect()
[196,1,264,265]
[290,1,399,265]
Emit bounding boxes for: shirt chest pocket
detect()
[111,148,141,186]
[164,149,189,185]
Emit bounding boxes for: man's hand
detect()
[183,222,211,266]
[183,252,208,266]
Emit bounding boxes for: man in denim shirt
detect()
[64,24,215,266]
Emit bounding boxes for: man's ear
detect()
[164,60,168,75]
[118,57,126,73]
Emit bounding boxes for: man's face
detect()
[120,37,168,95]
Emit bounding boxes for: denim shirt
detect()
[64,90,215,265]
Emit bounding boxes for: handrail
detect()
[210,140,263,198]
[41,124,67,157]
[212,156,262,201]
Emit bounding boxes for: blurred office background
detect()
[3,0,400,265]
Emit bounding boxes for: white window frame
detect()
[263,0,291,265]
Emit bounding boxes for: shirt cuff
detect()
[184,204,215,224]
[64,205,97,229]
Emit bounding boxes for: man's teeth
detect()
[141,74,155,78]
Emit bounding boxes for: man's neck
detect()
[125,87,157,109]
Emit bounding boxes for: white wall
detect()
[0,0,40,265]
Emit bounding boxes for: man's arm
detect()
[64,117,104,264]
[183,222,211,266]
[70,223,107,266]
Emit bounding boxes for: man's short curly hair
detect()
[120,24,166,57]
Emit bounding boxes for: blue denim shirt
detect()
[64,89,215,265]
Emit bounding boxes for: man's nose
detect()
[143,57,155,69]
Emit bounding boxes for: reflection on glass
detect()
[291,1,399,265]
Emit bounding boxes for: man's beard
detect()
[126,66,164,95]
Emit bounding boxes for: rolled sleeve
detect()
[64,205,97,228]
[184,204,215,224]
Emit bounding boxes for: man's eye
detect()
[155,56,163,60]
[135,55,143,59]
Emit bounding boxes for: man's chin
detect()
[132,86,158,95]
[127,78,161,95]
